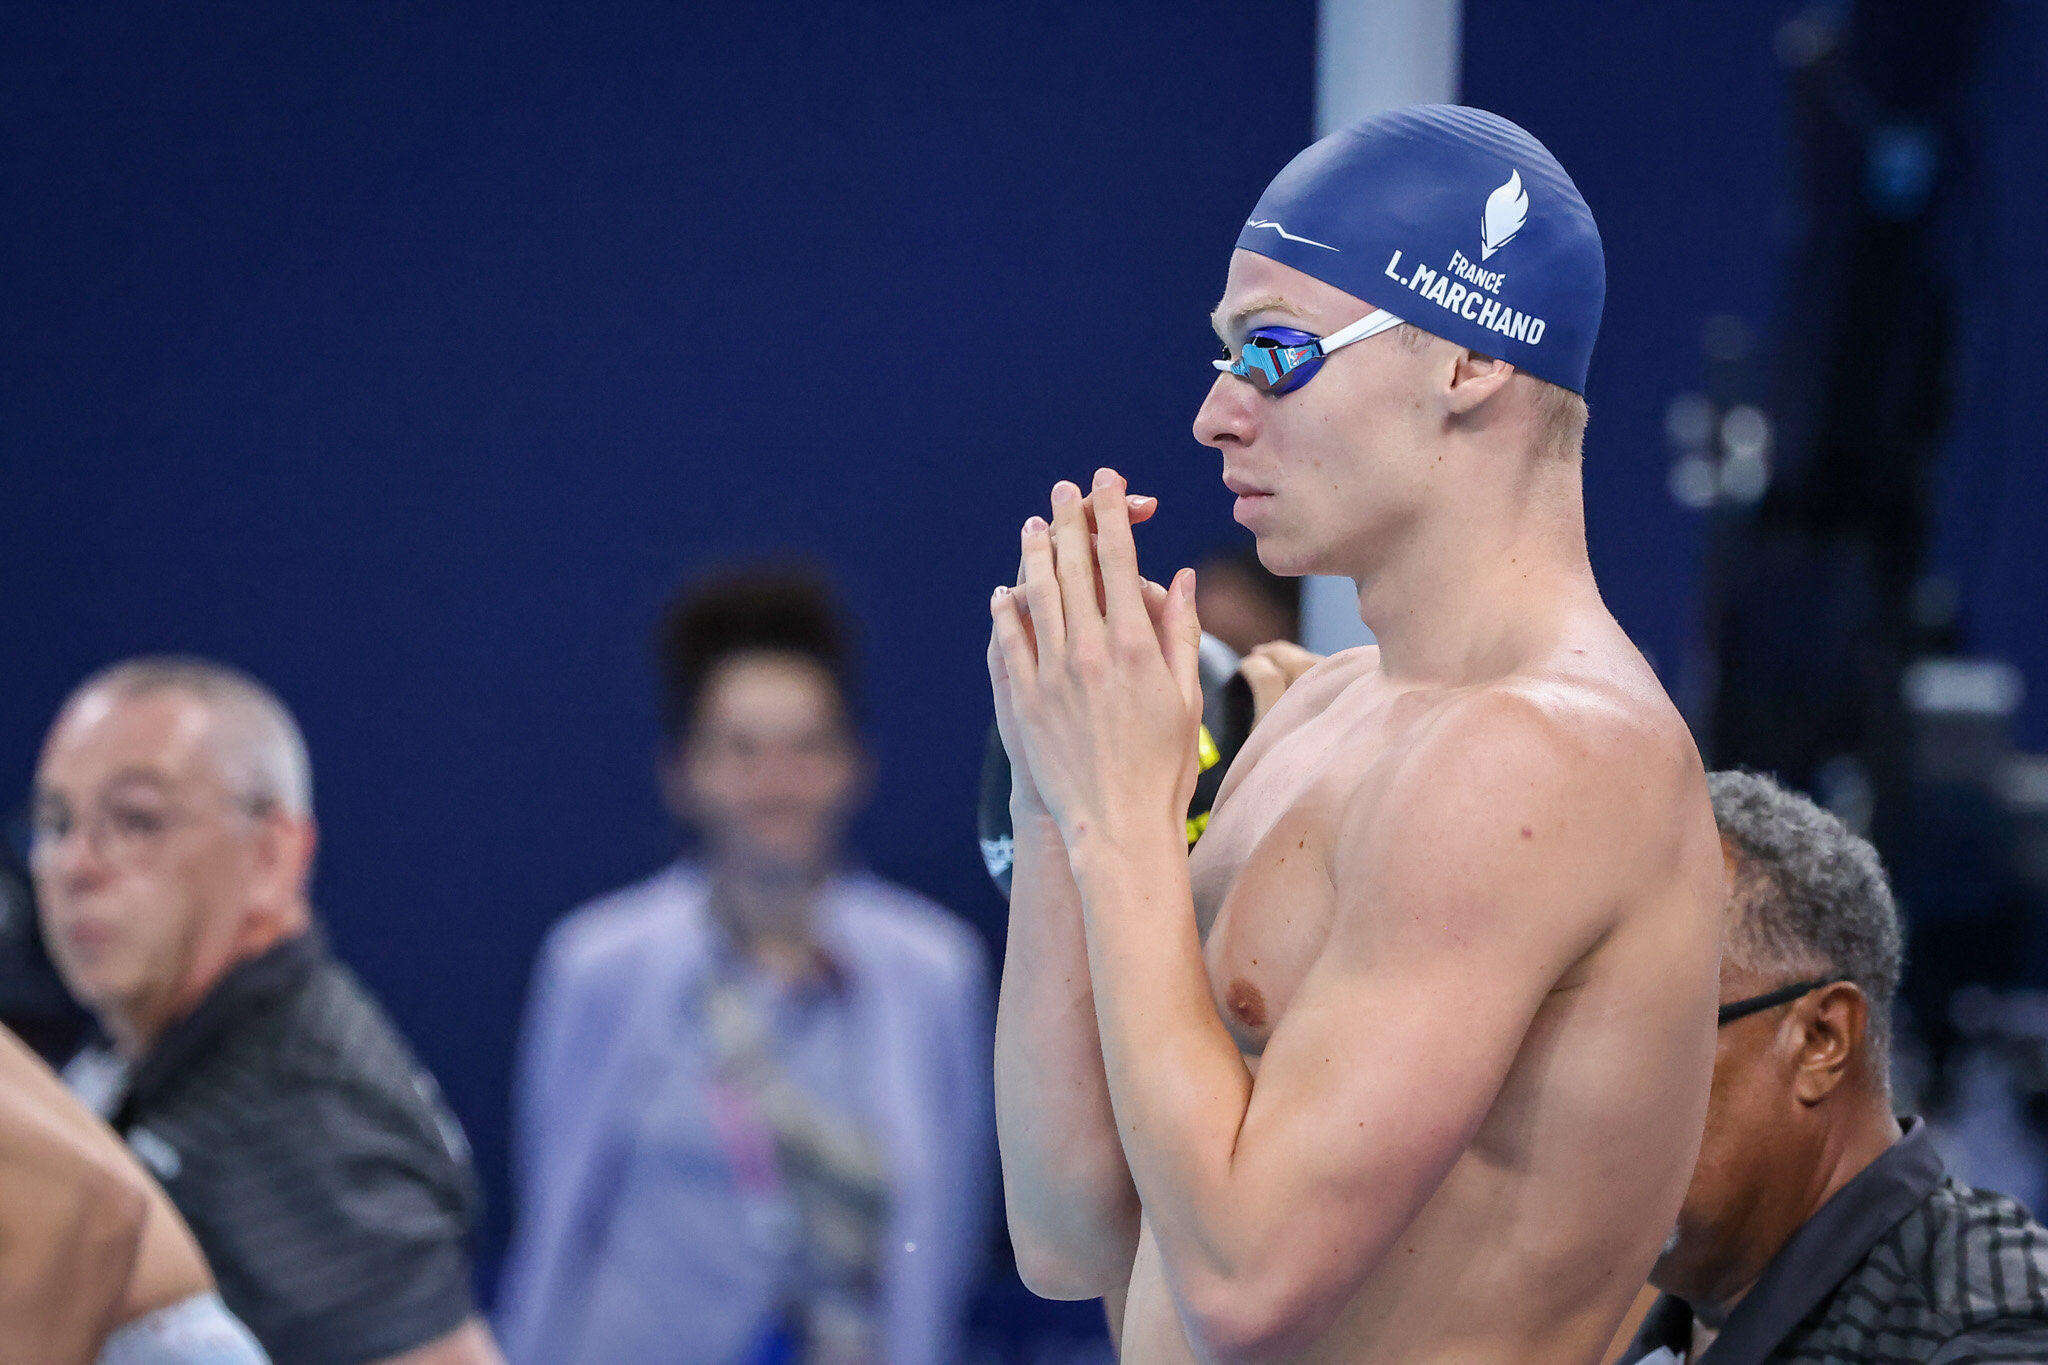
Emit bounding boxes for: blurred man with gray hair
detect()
[30,657,500,1365]
[1621,769,2048,1363]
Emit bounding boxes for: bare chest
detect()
[1191,692,1418,1057]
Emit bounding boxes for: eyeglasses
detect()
[1212,308,1405,395]
[26,790,272,866]
[1717,975,1850,1027]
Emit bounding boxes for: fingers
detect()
[1009,545,1039,655]
[1089,493,1157,531]
[1014,489,1153,589]
[986,618,1009,685]
[1047,481,1105,649]
[1012,483,1155,649]
[1019,515,1063,651]
[990,586,1036,687]
[1088,469,1149,639]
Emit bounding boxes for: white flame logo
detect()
[1480,169,1529,260]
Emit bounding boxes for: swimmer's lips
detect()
[1222,474,1275,505]
[1224,474,1276,522]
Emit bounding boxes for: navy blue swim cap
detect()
[1235,105,1604,395]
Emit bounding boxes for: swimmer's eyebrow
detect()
[1209,294,1309,342]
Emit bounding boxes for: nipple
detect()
[1225,978,1268,1030]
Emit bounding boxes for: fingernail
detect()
[1094,467,1116,488]
[1023,516,1046,534]
[1131,495,1156,509]
[1052,481,1078,503]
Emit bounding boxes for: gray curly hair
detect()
[1709,769,1904,1074]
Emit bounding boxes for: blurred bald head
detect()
[64,658,314,819]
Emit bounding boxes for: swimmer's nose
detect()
[1194,371,1257,452]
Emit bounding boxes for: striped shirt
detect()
[1624,1117,2048,1363]
[67,932,480,1365]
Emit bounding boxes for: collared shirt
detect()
[1624,1117,2048,1364]
[65,932,481,1365]
[494,862,994,1365]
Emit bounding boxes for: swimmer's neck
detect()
[1349,477,1597,686]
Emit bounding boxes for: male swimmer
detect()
[989,106,1724,1361]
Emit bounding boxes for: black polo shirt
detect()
[1623,1117,2048,1363]
[71,932,480,1365]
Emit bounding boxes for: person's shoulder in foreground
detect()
[133,933,483,1365]
[1,1020,269,1364]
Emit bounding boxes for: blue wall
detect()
[1,2,1314,1299]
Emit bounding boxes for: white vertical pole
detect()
[1298,0,1462,655]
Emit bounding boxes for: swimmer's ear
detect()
[1790,982,1869,1106]
[1441,348,1516,417]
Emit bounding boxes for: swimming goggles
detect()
[1212,308,1405,395]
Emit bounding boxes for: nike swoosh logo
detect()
[1244,219,1339,251]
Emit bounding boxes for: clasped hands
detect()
[986,468,1204,848]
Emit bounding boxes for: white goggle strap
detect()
[1314,307,1404,357]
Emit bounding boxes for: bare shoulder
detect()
[1337,657,1704,941]
[1212,645,1379,811]
[1261,643,1380,731]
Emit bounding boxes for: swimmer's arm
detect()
[994,802,1143,1300]
[1070,695,1624,1359]
[990,528,1147,1302]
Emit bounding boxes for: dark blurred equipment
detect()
[0,849,87,1067]
[1675,0,2021,1112]
[1694,0,1988,797]
[978,633,1251,896]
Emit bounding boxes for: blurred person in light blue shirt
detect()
[496,567,992,1364]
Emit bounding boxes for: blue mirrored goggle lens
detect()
[1222,326,1326,395]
